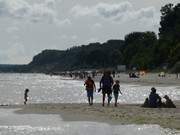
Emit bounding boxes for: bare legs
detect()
[107,94,111,106]
[91,96,93,105]
[102,93,105,106]
[114,97,118,107]
[24,99,27,105]
[88,96,93,105]
[88,97,91,105]
[102,93,111,106]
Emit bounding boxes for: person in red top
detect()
[84,76,96,105]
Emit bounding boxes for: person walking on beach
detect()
[100,71,114,106]
[84,76,96,105]
[113,80,122,107]
[24,89,29,105]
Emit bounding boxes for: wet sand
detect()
[1,101,180,130]
[92,73,180,86]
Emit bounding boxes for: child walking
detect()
[24,89,29,105]
[113,80,122,107]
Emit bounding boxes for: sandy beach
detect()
[1,73,180,133]
[1,101,180,130]
[92,73,180,86]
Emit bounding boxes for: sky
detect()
[0,0,179,64]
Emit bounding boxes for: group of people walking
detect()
[84,71,122,107]
[84,71,176,108]
[24,71,176,108]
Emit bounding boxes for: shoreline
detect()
[1,72,180,86]
[1,102,180,130]
[95,73,180,86]
[70,72,180,87]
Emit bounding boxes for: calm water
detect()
[0,73,179,105]
[0,73,180,135]
[0,109,179,135]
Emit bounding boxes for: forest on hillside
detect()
[1,3,180,73]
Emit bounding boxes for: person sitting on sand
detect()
[149,87,162,108]
[163,95,176,108]
[141,98,149,108]
[24,89,29,105]
[84,76,96,105]
[100,71,114,106]
[112,80,122,107]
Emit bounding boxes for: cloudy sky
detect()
[0,0,179,64]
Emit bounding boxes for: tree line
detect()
[1,3,180,73]
[29,3,180,72]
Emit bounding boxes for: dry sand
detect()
[1,102,180,130]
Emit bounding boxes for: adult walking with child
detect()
[100,71,114,106]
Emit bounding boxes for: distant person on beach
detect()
[149,87,162,108]
[24,89,29,105]
[84,76,96,105]
[100,71,114,106]
[129,72,139,78]
[112,80,122,107]
[163,95,176,108]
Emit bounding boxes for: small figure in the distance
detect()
[24,89,29,105]
[113,80,122,107]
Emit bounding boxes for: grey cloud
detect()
[71,2,159,25]
[0,0,67,25]
[96,2,132,18]
[71,2,132,17]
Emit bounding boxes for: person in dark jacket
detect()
[100,71,113,106]
[149,87,162,108]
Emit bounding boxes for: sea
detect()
[0,73,180,135]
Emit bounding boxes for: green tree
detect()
[158,3,180,67]
[124,31,157,69]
